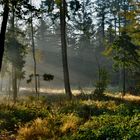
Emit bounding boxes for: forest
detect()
[0,0,140,139]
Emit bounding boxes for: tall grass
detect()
[0,93,140,139]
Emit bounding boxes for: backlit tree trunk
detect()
[11,4,18,102]
[30,0,39,99]
[60,0,72,99]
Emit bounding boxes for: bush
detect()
[94,68,109,96]
[60,114,81,134]
[17,118,49,140]
[71,114,140,140]
[59,102,103,119]
[0,103,49,133]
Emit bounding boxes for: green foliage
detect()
[69,0,81,14]
[127,69,140,95]
[43,73,54,81]
[1,95,140,139]
[27,73,54,84]
[5,23,27,83]
[71,114,140,140]
[112,32,140,69]
[94,68,109,95]
[0,102,49,133]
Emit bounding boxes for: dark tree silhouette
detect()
[60,0,72,99]
[0,1,10,70]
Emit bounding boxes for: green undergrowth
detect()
[0,94,140,140]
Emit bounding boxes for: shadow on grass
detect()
[74,92,140,105]
[36,92,140,119]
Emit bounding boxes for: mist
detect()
[0,0,139,98]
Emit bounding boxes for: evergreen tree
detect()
[95,0,110,38]
[5,5,27,101]
[0,0,40,71]
[112,32,140,96]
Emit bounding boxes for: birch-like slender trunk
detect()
[30,0,39,99]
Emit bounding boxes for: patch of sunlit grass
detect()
[123,94,140,101]
[60,113,81,134]
[82,100,118,112]
[17,118,49,140]
[20,87,92,95]
[106,92,140,101]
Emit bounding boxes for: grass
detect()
[0,91,140,140]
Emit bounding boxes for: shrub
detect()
[71,114,140,139]
[0,103,49,133]
[17,118,49,140]
[17,113,62,140]
[73,129,96,140]
[60,114,81,134]
[94,68,109,96]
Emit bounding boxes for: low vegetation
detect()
[0,93,140,140]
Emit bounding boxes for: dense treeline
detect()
[0,0,140,98]
[0,0,140,139]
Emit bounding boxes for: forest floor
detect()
[0,90,140,140]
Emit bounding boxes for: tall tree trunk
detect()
[122,60,126,96]
[114,15,117,36]
[8,72,12,100]
[0,75,3,92]
[30,0,39,99]
[118,2,122,88]
[122,0,127,97]
[101,11,105,38]
[12,67,18,102]
[0,2,9,70]
[11,4,18,102]
[95,55,101,92]
[17,78,21,93]
[60,0,72,99]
